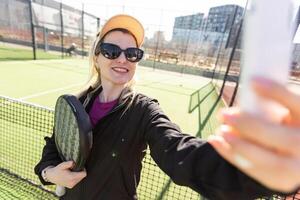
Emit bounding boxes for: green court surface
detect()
[0,44,62,61]
[0,58,223,199]
[0,59,220,135]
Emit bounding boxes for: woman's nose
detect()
[116,51,127,63]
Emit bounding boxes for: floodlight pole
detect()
[28,0,36,60]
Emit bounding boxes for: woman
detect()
[209,77,300,195]
[34,14,294,200]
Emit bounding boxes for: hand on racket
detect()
[46,161,87,189]
[54,95,93,196]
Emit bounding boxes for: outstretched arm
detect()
[142,99,282,200]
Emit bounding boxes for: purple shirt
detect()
[89,97,118,127]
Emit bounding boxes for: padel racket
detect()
[54,94,93,196]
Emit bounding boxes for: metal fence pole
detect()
[60,2,64,59]
[219,19,243,98]
[81,3,85,58]
[97,17,100,31]
[227,0,249,106]
[229,79,239,106]
[43,27,48,52]
[28,0,36,60]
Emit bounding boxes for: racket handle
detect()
[56,185,66,197]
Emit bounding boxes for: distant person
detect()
[34,14,297,200]
[66,43,77,56]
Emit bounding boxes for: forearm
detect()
[149,134,282,199]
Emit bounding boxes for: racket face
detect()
[54,96,82,170]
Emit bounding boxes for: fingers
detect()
[219,109,300,156]
[57,161,75,170]
[252,77,300,118]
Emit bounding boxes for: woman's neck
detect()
[99,81,125,103]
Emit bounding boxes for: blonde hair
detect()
[76,28,139,98]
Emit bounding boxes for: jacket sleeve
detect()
[34,131,62,185]
[142,99,290,200]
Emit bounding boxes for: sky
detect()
[61,0,300,40]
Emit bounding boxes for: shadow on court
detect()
[156,82,222,200]
[188,82,222,138]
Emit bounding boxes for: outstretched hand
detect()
[208,78,300,193]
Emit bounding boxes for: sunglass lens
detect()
[100,43,121,59]
[126,48,144,62]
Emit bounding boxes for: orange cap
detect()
[98,14,144,47]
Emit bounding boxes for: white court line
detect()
[19,83,83,100]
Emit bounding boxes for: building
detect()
[171,13,204,49]
[202,4,244,47]
[198,4,244,58]
[171,5,244,56]
[171,13,206,56]
[174,13,204,30]
[205,5,243,33]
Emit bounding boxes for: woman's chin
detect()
[112,79,131,86]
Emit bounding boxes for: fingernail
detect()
[216,125,233,137]
[222,131,237,144]
[207,135,224,147]
[208,135,222,142]
[233,154,253,169]
[216,125,237,144]
[220,124,233,133]
[219,109,238,124]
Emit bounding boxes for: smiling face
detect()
[95,30,138,88]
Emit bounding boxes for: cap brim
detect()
[99,14,144,47]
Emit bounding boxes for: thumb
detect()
[58,161,74,170]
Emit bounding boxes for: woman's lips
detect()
[112,67,129,73]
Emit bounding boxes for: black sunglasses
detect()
[95,43,144,62]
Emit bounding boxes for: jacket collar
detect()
[82,84,135,109]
